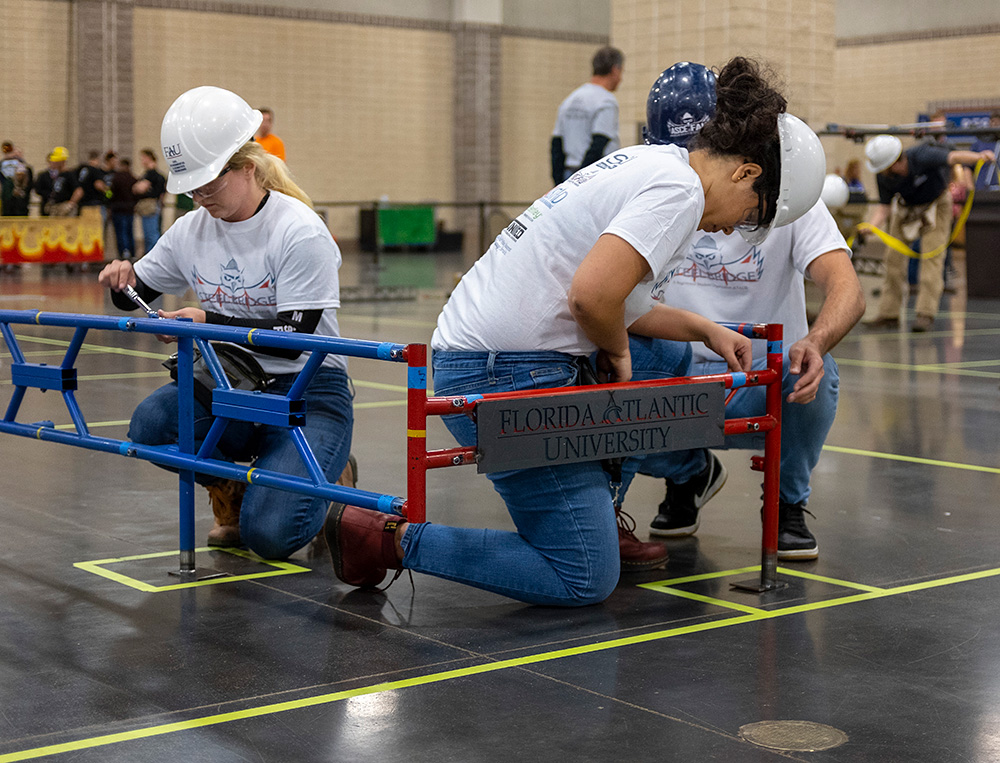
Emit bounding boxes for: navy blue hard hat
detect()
[643,62,717,147]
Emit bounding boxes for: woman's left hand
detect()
[153,307,206,344]
[703,325,752,373]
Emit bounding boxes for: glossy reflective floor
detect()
[1,253,999,762]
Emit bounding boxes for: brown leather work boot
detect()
[205,479,246,547]
[616,505,668,572]
[338,454,357,490]
[325,503,404,588]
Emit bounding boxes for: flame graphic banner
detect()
[0,208,104,264]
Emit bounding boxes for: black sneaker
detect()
[777,501,818,561]
[650,452,727,537]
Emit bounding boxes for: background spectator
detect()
[132,148,167,255]
[109,157,137,260]
[843,159,866,201]
[1,141,33,216]
[76,150,109,210]
[550,46,624,186]
[970,111,1000,190]
[33,146,78,216]
[864,135,994,332]
[254,107,286,161]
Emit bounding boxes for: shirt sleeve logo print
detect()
[193,257,277,308]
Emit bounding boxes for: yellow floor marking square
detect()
[74,546,310,592]
[775,567,885,592]
[639,565,884,614]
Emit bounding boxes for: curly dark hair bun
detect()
[692,56,786,226]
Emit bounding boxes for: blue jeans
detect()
[128,367,354,559]
[628,337,840,506]
[409,350,620,607]
[111,212,135,259]
[140,212,160,255]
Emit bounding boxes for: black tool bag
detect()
[163,342,274,411]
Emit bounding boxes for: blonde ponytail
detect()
[228,142,312,207]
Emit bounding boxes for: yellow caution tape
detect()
[846,158,988,259]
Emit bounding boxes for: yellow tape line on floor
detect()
[5,564,1000,761]
[822,444,1000,474]
[9,335,170,359]
[834,356,1000,379]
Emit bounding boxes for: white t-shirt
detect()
[135,191,346,375]
[552,82,620,168]
[657,200,850,364]
[432,144,704,355]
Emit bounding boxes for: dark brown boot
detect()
[325,503,404,588]
[338,454,357,490]
[205,479,246,547]
[616,505,668,572]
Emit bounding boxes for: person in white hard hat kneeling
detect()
[863,134,994,332]
[97,86,355,559]
[607,64,866,563]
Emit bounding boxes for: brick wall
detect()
[613,0,837,145]
[0,0,73,172]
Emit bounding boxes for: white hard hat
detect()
[820,174,850,210]
[739,113,826,246]
[865,134,902,174]
[160,86,263,194]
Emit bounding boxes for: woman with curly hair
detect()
[327,57,825,607]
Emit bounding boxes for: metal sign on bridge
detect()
[476,381,725,473]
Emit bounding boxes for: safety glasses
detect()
[186,166,232,200]
[734,189,766,233]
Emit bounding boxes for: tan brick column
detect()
[453,22,502,261]
[73,0,134,160]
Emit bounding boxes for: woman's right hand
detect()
[703,324,752,373]
[595,347,632,383]
[97,259,135,291]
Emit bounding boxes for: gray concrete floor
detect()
[1,250,999,762]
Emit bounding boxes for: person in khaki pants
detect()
[863,135,994,332]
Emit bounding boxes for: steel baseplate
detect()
[730,577,788,593]
[167,567,230,582]
[730,556,787,592]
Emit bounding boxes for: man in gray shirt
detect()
[551,46,624,186]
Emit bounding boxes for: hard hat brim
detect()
[865,155,899,174]
[167,158,232,195]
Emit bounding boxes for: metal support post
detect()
[404,344,427,523]
[732,323,786,593]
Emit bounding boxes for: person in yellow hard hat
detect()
[33,146,80,216]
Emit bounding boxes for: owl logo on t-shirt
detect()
[193,258,276,308]
[674,234,763,285]
[218,258,245,294]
